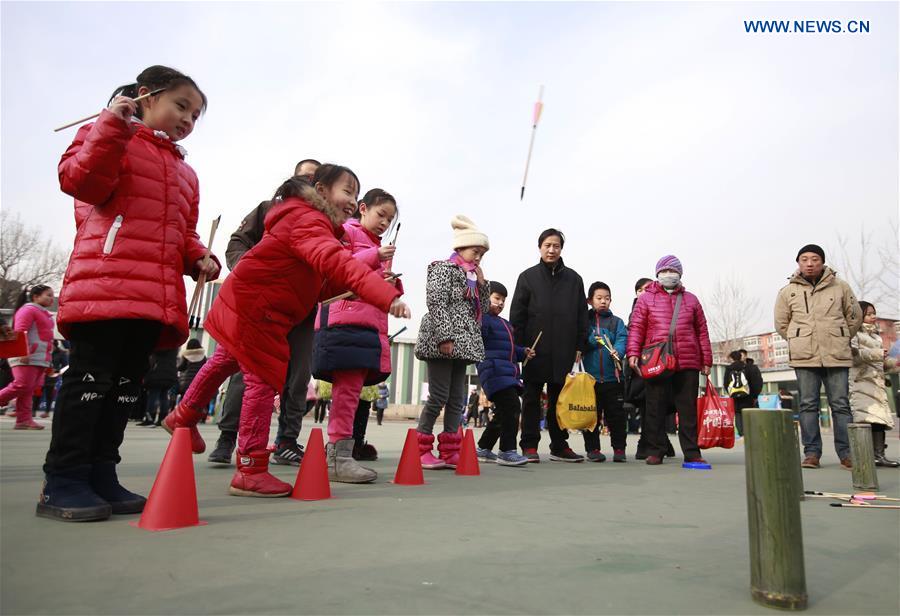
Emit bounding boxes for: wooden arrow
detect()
[54,88,167,132]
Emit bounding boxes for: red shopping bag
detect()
[696,381,735,449]
[0,331,28,359]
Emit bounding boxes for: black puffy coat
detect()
[177,348,207,394]
[745,360,764,398]
[509,258,589,384]
[623,297,645,403]
[144,349,179,389]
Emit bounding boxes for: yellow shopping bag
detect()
[555,365,597,431]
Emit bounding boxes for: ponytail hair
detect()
[13,289,28,314]
[273,176,313,201]
[107,65,208,119]
[13,284,51,315]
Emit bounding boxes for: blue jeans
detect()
[795,367,851,459]
[145,386,171,424]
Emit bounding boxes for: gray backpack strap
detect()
[667,293,683,345]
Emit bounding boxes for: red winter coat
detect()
[203,187,402,391]
[56,110,218,349]
[315,218,404,376]
[626,282,712,371]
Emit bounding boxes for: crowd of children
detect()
[8,63,896,525]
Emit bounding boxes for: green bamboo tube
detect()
[848,423,879,491]
[744,409,808,610]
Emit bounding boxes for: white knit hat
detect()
[451,215,490,251]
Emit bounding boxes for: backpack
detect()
[726,367,751,398]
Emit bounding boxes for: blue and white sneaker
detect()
[497,450,529,466]
[476,447,498,463]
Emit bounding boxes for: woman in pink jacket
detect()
[312,188,402,484]
[626,255,713,466]
[0,285,55,430]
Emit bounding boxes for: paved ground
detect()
[1,415,898,615]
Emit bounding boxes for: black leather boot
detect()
[873,429,899,467]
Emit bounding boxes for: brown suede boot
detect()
[801,454,820,469]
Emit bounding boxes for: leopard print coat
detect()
[415,260,491,362]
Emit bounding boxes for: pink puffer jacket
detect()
[626,282,712,371]
[8,303,55,368]
[315,219,403,374]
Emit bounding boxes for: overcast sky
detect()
[2,1,897,339]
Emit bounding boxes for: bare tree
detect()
[829,224,899,318]
[0,210,69,309]
[705,276,762,362]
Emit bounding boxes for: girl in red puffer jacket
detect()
[165,167,411,499]
[38,66,221,524]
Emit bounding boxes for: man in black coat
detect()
[510,229,589,462]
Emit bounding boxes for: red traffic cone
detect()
[393,428,425,485]
[133,427,206,531]
[455,428,480,476]
[291,428,331,501]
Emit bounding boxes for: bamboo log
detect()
[744,409,808,610]
[848,423,879,492]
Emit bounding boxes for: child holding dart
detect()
[38,65,220,523]
[312,188,403,484]
[583,282,630,462]
[474,281,534,466]
[165,168,410,497]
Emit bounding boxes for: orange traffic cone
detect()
[393,428,425,485]
[291,428,331,501]
[455,428,480,476]
[133,427,206,531]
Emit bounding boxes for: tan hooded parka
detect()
[774,266,862,368]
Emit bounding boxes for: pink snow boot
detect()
[417,431,447,470]
[437,430,462,469]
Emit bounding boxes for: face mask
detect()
[657,272,681,289]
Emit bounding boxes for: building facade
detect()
[713,318,899,369]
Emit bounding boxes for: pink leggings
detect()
[328,369,366,443]
[0,365,45,425]
[181,345,277,453]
